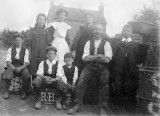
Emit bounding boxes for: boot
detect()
[68,104,81,115]
[3,91,9,99]
[99,106,112,116]
[35,97,42,109]
[100,107,107,116]
[55,99,62,110]
[62,91,68,110]
[3,79,10,99]
[21,92,27,100]
[34,87,42,109]
[62,102,67,110]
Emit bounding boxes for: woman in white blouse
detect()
[47,9,72,65]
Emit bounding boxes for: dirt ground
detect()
[0,93,101,116]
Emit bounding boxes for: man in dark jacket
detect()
[112,24,139,112]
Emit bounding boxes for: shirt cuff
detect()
[36,71,44,76]
[82,54,88,60]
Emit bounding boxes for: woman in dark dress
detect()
[25,13,49,77]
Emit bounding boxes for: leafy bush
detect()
[1,29,18,48]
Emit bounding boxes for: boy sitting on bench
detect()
[32,46,67,110]
[62,53,78,109]
[3,33,30,100]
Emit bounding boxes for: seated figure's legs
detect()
[74,66,94,105]
[2,66,14,99]
[54,79,69,110]
[32,76,43,109]
[99,69,110,108]
[21,67,31,99]
[53,79,68,110]
[68,66,94,114]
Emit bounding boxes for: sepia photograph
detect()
[0,0,160,116]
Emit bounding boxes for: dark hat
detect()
[84,13,94,18]
[46,46,57,53]
[56,9,68,16]
[13,33,24,40]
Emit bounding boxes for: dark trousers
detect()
[74,65,110,107]
[74,60,85,77]
[113,59,139,111]
[32,77,68,100]
[2,66,30,93]
[63,87,75,105]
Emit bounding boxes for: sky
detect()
[0,0,155,36]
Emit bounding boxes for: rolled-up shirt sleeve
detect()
[36,61,44,76]
[24,49,30,64]
[82,41,90,60]
[104,41,113,60]
[73,66,78,85]
[6,47,12,62]
[56,63,67,83]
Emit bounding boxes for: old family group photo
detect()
[0,1,160,116]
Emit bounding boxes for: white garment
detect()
[36,59,67,83]
[6,47,30,64]
[82,39,113,60]
[48,21,72,66]
[122,37,132,57]
[122,37,132,42]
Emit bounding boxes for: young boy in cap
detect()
[62,53,78,109]
[32,46,67,110]
[3,33,30,100]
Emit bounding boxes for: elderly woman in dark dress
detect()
[25,13,49,78]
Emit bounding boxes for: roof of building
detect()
[47,5,107,24]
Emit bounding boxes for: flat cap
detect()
[46,46,57,53]
[13,33,24,39]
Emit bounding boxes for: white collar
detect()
[46,59,56,64]
[16,47,21,50]
[122,37,132,42]
[94,38,102,42]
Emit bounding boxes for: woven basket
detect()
[138,69,159,100]
[136,97,159,115]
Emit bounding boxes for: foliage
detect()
[1,28,18,48]
[133,5,159,25]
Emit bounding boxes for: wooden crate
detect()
[41,88,57,104]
